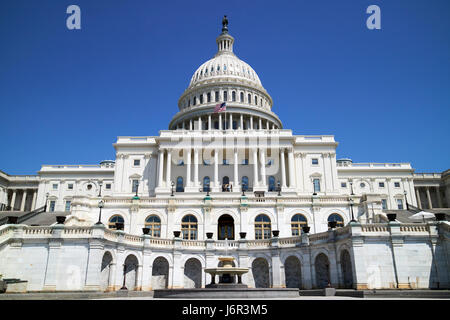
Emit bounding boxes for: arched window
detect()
[291,214,307,236]
[207,92,211,103]
[222,176,230,192]
[223,91,228,101]
[240,92,244,102]
[268,176,276,191]
[215,91,219,102]
[199,94,203,104]
[328,213,344,227]
[254,96,257,105]
[108,215,124,230]
[248,93,251,103]
[203,176,210,192]
[242,176,249,191]
[232,91,236,101]
[193,96,197,105]
[176,176,184,192]
[145,215,161,237]
[181,215,198,240]
[255,214,271,239]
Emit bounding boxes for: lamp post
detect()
[350,182,354,196]
[96,199,104,225]
[277,181,281,196]
[171,181,175,196]
[206,185,210,197]
[98,182,103,197]
[349,198,356,222]
[135,180,139,198]
[120,264,128,290]
[404,190,409,210]
[45,192,49,211]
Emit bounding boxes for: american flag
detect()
[213,102,226,113]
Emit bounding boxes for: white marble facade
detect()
[0,19,449,292]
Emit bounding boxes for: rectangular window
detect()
[223,159,229,165]
[65,201,71,212]
[52,184,58,190]
[134,159,140,166]
[312,158,319,165]
[223,91,228,101]
[341,182,347,188]
[105,184,111,190]
[207,92,211,102]
[394,182,400,188]
[68,184,74,190]
[313,179,321,192]
[49,201,56,212]
[379,182,385,188]
[132,180,139,193]
[381,199,388,210]
[215,91,219,102]
[397,199,404,210]
[242,159,249,165]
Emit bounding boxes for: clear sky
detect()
[0,0,449,175]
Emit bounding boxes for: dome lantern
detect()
[216,15,234,56]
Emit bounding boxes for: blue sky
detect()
[0,0,449,174]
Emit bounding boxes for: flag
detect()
[213,102,226,113]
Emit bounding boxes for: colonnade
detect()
[3,189,38,211]
[175,113,279,131]
[415,186,443,209]
[156,147,296,191]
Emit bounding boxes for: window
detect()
[49,200,56,212]
[232,91,236,101]
[254,96,257,105]
[193,96,197,105]
[291,214,307,236]
[108,215,124,230]
[313,179,321,192]
[268,176,276,191]
[394,182,400,188]
[65,201,71,212]
[267,159,274,166]
[52,184,58,190]
[178,159,184,166]
[341,182,347,188]
[242,176,249,191]
[223,91,228,101]
[132,180,139,193]
[145,215,161,237]
[397,199,404,210]
[360,183,365,188]
[200,95,203,104]
[68,184,74,190]
[223,159,229,165]
[240,92,244,102]
[181,215,198,240]
[203,159,211,165]
[203,176,210,192]
[106,183,111,190]
[207,92,211,102]
[242,159,249,165]
[381,199,388,210]
[176,176,184,192]
[134,159,140,166]
[248,93,251,103]
[328,214,344,227]
[312,158,319,165]
[379,182,385,188]
[87,184,92,190]
[222,176,230,192]
[255,214,271,239]
[215,91,219,102]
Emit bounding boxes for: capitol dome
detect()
[169,16,282,131]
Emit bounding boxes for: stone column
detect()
[250,116,253,130]
[234,148,239,189]
[198,116,202,130]
[214,149,219,188]
[31,190,37,210]
[426,187,433,209]
[258,117,262,130]
[158,149,165,188]
[166,149,172,187]
[415,188,422,209]
[280,149,286,188]
[189,119,193,130]
[182,121,185,130]
[240,114,243,129]
[194,148,199,187]
[229,113,233,130]
[10,190,16,211]
[260,148,266,187]
[252,148,258,187]
[20,190,27,211]
[186,148,192,187]
[287,148,295,188]
[219,114,222,130]
[208,114,212,130]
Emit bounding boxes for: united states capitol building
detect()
[0,18,449,293]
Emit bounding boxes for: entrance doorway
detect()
[218,214,234,240]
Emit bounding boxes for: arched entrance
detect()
[100,252,113,291]
[123,255,139,291]
[184,258,202,288]
[218,214,234,240]
[340,250,353,288]
[152,257,169,289]
[252,258,270,288]
[284,256,302,289]
[315,253,330,289]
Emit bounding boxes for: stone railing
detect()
[278,236,303,247]
[63,227,93,236]
[361,224,389,232]
[24,226,53,236]
[400,224,429,233]
[123,233,144,245]
[104,229,119,242]
[308,233,329,242]
[246,239,271,248]
[180,239,206,248]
